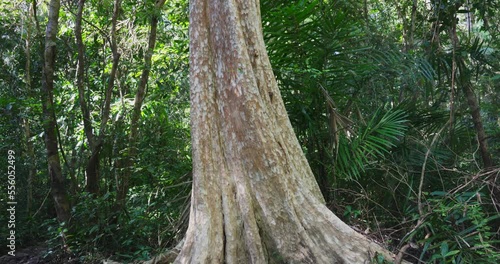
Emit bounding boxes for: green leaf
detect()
[440,241,449,257]
[430,191,448,197]
[445,250,460,257]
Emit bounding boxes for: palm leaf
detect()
[335,107,408,180]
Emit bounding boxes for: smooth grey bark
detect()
[175,0,398,263]
[40,0,71,223]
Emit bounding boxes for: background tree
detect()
[115,0,167,210]
[40,0,71,224]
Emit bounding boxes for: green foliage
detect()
[336,107,408,179]
[373,252,390,264]
[68,193,116,256]
[343,205,362,223]
[262,2,500,263]
[413,191,500,263]
[61,182,189,262]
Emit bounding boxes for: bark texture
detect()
[175,0,396,263]
[41,0,71,223]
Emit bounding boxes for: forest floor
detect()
[0,245,84,264]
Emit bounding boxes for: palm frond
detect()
[335,107,408,180]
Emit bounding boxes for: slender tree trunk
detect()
[115,0,166,208]
[448,11,497,210]
[462,82,493,168]
[448,17,493,169]
[75,0,97,194]
[41,0,71,223]
[175,1,397,263]
[75,0,120,194]
[409,0,417,51]
[23,119,37,215]
[100,0,121,141]
[461,76,499,212]
[23,4,37,215]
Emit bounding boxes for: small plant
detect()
[344,205,362,221]
[373,252,390,263]
[411,190,500,263]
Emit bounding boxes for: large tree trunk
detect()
[175,0,396,263]
[41,0,71,223]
